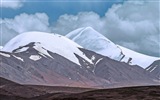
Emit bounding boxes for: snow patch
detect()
[95,58,103,65]
[86,66,90,69]
[91,55,96,61]
[38,52,47,58]
[33,43,53,58]
[13,55,24,62]
[0,52,10,57]
[14,47,29,53]
[146,66,152,71]
[150,66,157,72]
[29,55,41,61]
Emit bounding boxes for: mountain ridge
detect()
[2,31,93,65]
[0,30,159,88]
[66,27,159,68]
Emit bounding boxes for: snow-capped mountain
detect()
[2,31,92,65]
[0,43,158,87]
[1,31,159,88]
[0,43,105,87]
[66,27,123,61]
[66,27,159,68]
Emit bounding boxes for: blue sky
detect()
[0,0,159,57]
[1,0,122,23]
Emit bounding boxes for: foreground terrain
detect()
[33,86,160,100]
[0,77,160,100]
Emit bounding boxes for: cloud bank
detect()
[0,13,51,45]
[1,0,24,9]
[52,0,160,57]
[1,0,159,57]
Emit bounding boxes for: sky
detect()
[0,0,160,57]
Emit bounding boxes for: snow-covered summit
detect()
[66,27,159,68]
[2,31,92,65]
[66,27,123,60]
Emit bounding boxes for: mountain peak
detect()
[83,26,95,31]
[2,31,93,65]
[66,27,159,68]
[66,27,111,42]
[66,27,123,60]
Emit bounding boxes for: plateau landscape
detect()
[0,0,159,100]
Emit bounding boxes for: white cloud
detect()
[1,0,24,9]
[0,13,51,45]
[52,0,160,57]
[52,12,104,35]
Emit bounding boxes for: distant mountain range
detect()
[0,27,159,88]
